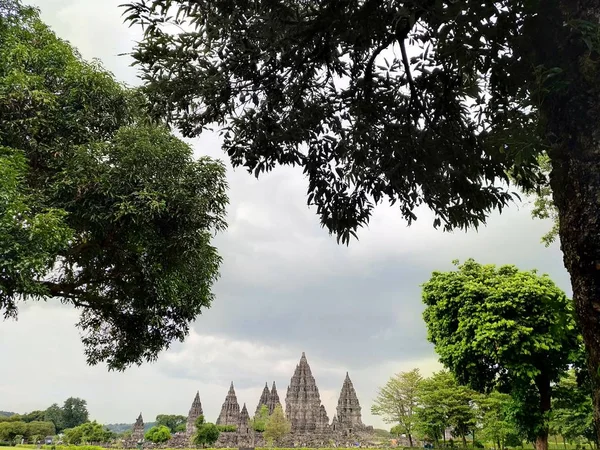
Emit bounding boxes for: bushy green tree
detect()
[250,405,270,432]
[25,422,55,442]
[0,421,26,442]
[372,368,422,446]
[422,260,577,450]
[62,397,89,429]
[43,404,64,433]
[414,371,477,447]
[192,416,219,448]
[144,425,171,443]
[478,392,521,450]
[63,421,114,444]
[264,405,290,446]
[551,371,595,444]
[155,415,186,434]
[0,0,228,370]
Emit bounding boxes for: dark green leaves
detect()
[124,0,545,243]
[0,0,229,370]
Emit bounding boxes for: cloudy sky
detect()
[0,0,572,431]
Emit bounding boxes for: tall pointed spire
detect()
[285,352,322,432]
[238,403,250,434]
[216,382,241,425]
[131,413,145,441]
[255,382,270,416]
[336,372,363,431]
[267,381,282,414]
[186,391,204,435]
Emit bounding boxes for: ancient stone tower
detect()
[186,391,204,435]
[336,372,364,432]
[131,413,145,442]
[267,381,281,414]
[239,403,250,434]
[285,352,323,432]
[316,405,330,432]
[216,382,241,425]
[255,382,270,416]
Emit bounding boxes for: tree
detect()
[124,0,600,435]
[0,421,26,443]
[0,0,228,370]
[62,397,89,429]
[192,416,219,448]
[372,368,422,446]
[264,405,290,446]
[25,422,55,442]
[43,404,64,433]
[63,421,114,444]
[414,371,477,447]
[249,405,270,433]
[422,260,577,450]
[155,415,186,434]
[20,411,46,423]
[550,370,596,445]
[478,392,520,450]
[144,425,171,443]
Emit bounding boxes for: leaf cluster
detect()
[124,0,550,243]
[0,0,229,370]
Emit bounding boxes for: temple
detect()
[336,372,365,433]
[131,413,144,443]
[216,382,241,426]
[127,352,374,448]
[267,381,281,414]
[186,391,203,435]
[255,382,270,416]
[285,352,323,432]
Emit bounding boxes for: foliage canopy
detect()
[0,0,228,370]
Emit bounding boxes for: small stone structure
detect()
[126,352,374,448]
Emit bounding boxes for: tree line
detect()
[0,397,89,444]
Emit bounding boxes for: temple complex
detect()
[127,352,375,448]
[216,382,241,426]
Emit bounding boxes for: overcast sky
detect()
[0,0,572,431]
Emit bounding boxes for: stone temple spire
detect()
[267,381,281,414]
[216,382,241,425]
[336,372,363,431]
[131,413,145,441]
[316,404,330,432]
[255,382,270,416]
[238,403,250,434]
[186,391,204,435]
[285,352,323,432]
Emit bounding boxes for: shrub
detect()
[216,425,236,433]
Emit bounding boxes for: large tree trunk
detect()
[534,0,600,445]
[408,433,413,447]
